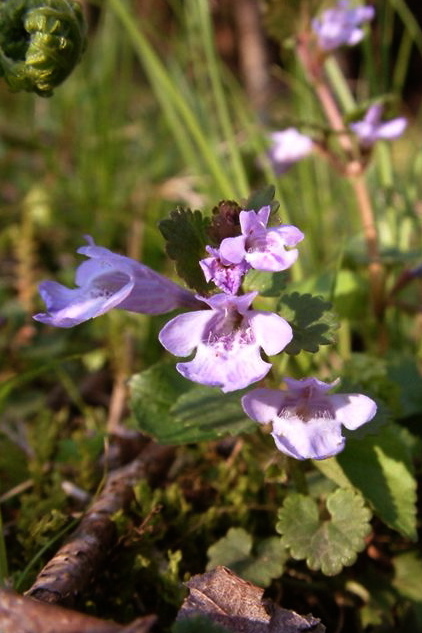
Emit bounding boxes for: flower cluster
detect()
[268,3,406,176]
[34,209,302,393]
[311,0,375,52]
[34,200,376,459]
[34,0,386,461]
[159,205,306,392]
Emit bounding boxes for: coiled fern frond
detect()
[0,0,87,96]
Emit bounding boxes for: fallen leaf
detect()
[177,566,325,633]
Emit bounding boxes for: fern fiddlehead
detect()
[0,0,87,96]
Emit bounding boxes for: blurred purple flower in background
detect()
[349,103,407,147]
[268,129,313,174]
[219,206,304,273]
[242,377,377,460]
[312,0,375,52]
[159,291,293,393]
[199,245,249,295]
[34,237,201,327]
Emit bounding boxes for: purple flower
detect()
[312,1,375,52]
[218,206,304,273]
[349,104,407,147]
[158,292,293,393]
[268,129,313,175]
[199,246,249,295]
[34,236,202,328]
[242,377,377,460]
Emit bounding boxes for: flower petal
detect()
[219,235,247,264]
[33,277,134,327]
[312,0,374,51]
[158,311,213,356]
[249,311,293,356]
[242,388,285,423]
[239,207,270,235]
[245,235,299,271]
[268,129,313,173]
[271,416,346,460]
[34,237,201,327]
[177,343,272,393]
[376,117,407,140]
[330,393,377,430]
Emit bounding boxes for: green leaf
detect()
[244,185,278,214]
[315,424,417,540]
[206,527,287,587]
[158,207,211,293]
[287,270,368,321]
[392,551,422,630]
[347,568,397,629]
[332,270,368,319]
[277,292,338,354]
[387,354,422,419]
[242,269,288,297]
[129,362,255,444]
[276,489,372,576]
[393,551,422,603]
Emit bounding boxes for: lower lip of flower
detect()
[205,318,253,353]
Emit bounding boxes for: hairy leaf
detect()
[129,362,254,444]
[158,207,211,293]
[276,489,372,576]
[277,292,338,354]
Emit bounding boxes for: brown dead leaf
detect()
[177,566,325,633]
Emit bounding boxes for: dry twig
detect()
[25,442,175,607]
[0,588,156,633]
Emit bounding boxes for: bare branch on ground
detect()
[0,587,157,633]
[25,441,175,607]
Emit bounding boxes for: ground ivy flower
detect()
[312,1,375,52]
[199,246,249,294]
[219,206,304,273]
[268,129,313,175]
[349,104,407,147]
[34,236,202,328]
[158,291,293,393]
[242,377,377,460]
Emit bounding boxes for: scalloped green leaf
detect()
[276,489,372,576]
[158,207,211,293]
[278,292,338,354]
[129,362,254,444]
[315,423,417,541]
[206,527,287,587]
